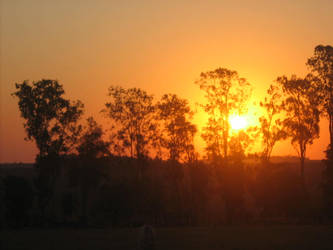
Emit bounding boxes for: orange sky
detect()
[1,0,332,163]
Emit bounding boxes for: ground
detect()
[2,225,333,250]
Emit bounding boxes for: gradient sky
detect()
[1,0,332,162]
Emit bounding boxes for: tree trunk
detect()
[300,157,305,182]
[300,146,306,191]
[329,113,333,150]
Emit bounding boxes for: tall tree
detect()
[12,79,84,159]
[196,68,251,160]
[308,45,333,220]
[157,94,197,163]
[277,75,320,182]
[307,45,333,151]
[258,84,287,162]
[12,79,84,222]
[103,86,156,159]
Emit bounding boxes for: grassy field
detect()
[2,225,333,250]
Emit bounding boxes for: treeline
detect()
[0,157,325,228]
[0,45,332,228]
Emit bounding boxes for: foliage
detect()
[277,75,320,179]
[77,117,110,158]
[307,45,333,148]
[258,84,287,161]
[157,94,197,163]
[9,48,333,226]
[308,45,333,220]
[103,86,157,159]
[228,130,254,159]
[196,68,251,160]
[12,79,84,159]
[12,79,84,225]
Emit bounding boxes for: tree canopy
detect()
[307,45,333,150]
[258,84,287,162]
[157,93,197,163]
[277,75,320,180]
[196,67,251,161]
[12,79,84,159]
[103,86,156,159]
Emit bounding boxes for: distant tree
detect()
[157,94,197,163]
[228,130,254,160]
[307,45,333,151]
[277,75,320,183]
[76,117,110,223]
[196,68,251,160]
[103,86,156,159]
[12,79,84,159]
[3,176,34,228]
[77,117,110,158]
[258,84,287,162]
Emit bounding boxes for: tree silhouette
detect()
[103,86,156,159]
[157,94,197,163]
[12,79,84,224]
[258,84,287,162]
[75,117,111,223]
[12,79,84,159]
[196,68,251,161]
[307,45,333,152]
[277,75,320,183]
[228,130,254,160]
[308,45,333,220]
[77,117,110,159]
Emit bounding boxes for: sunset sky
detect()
[1,0,332,162]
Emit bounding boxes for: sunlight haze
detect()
[1,0,332,162]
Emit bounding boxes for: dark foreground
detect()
[2,225,333,250]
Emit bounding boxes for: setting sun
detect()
[229,115,248,131]
[2,1,333,247]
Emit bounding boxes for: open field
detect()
[2,225,333,250]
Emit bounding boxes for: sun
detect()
[229,115,248,131]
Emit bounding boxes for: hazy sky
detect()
[1,0,332,162]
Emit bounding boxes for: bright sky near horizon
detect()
[1,0,332,162]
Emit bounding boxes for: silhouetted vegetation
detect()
[277,74,320,185]
[2,44,333,229]
[258,84,287,162]
[196,68,252,161]
[307,45,333,149]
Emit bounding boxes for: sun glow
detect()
[229,115,248,131]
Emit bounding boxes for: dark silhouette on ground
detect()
[1,45,332,234]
